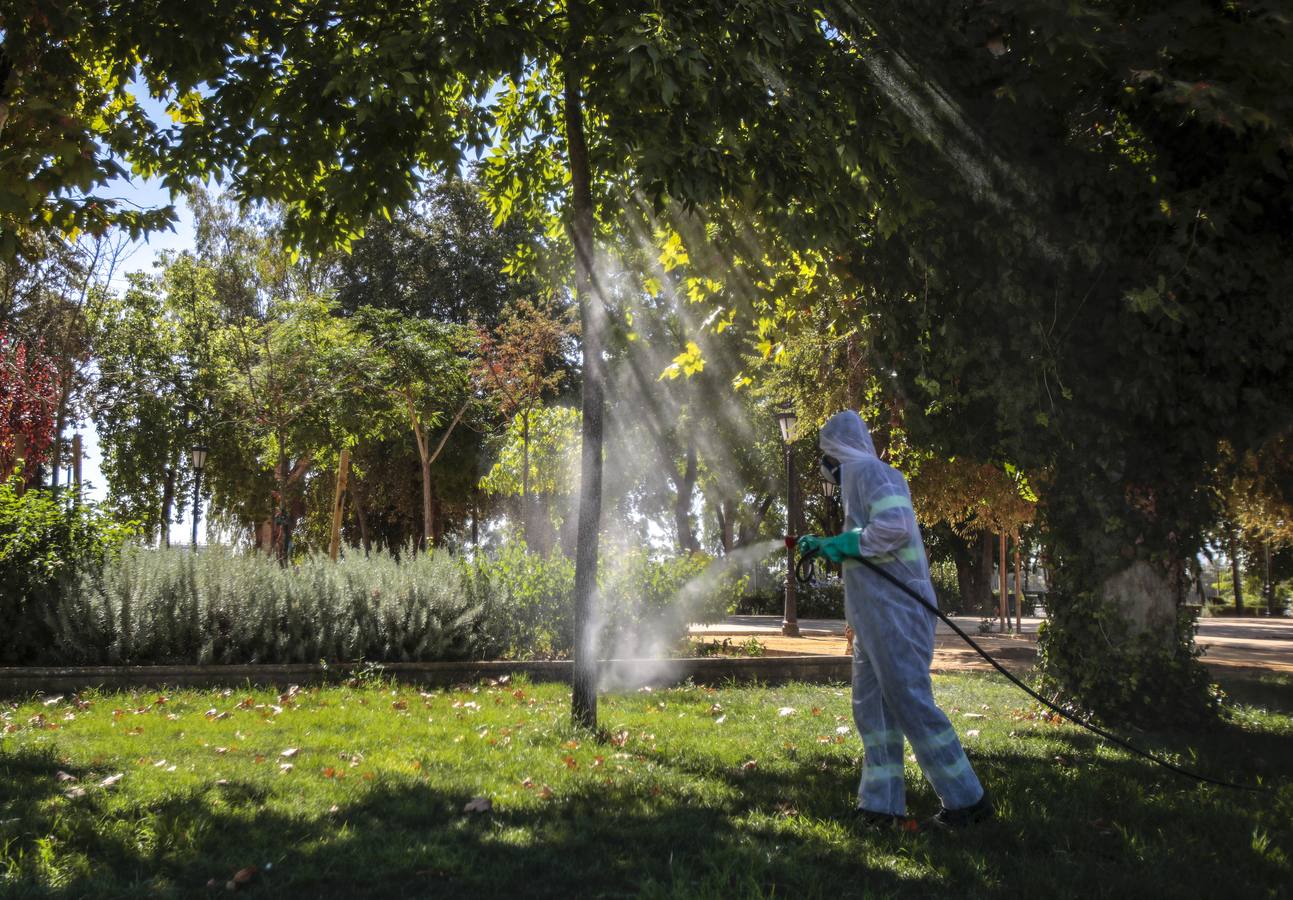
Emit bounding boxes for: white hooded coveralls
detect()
[820,410,984,815]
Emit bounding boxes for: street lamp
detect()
[775,404,800,637]
[190,445,208,549]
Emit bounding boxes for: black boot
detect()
[924,790,994,830]
[851,807,916,832]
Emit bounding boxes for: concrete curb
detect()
[0,656,851,697]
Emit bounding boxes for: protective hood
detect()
[819,410,877,466]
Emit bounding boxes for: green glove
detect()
[797,531,861,563]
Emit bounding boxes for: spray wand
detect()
[791,542,1271,795]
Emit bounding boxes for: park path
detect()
[690,615,1293,675]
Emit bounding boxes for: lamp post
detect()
[818,476,840,578]
[775,405,800,637]
[190,445,208,549]
[819,476,839,532]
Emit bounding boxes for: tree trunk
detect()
[430,483,444,548]
[471,490,479,547]
[565,61,604,731]
[1265,540,1276,617]
[275,440,288,563]
[160,462,177,548]
[351,477,372,553]
[50,396,67,492]
[737,493,775,547]
[671,442,700,554]
[718,499,734,554]
[420,454,433,550]
[950,530,995,614]
[1229,528,1244,617]
[521,407,531,543]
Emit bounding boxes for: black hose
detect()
[796,547,1271,794]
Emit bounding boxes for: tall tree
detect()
[90,272,191,543]
[0,2,171,258]
[477,297,578,545]
[354,307,478,549]
[101,2,865,729]
[0,331,58,485]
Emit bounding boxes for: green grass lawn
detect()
[2,673,1291,898]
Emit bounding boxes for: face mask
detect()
[820,453,841,485]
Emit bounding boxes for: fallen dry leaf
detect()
[777,707,795,717]
[280,748,299,758]
[226,864,258,891]
[563,755,578,769]
[966,729,981,738]
[64,786,87,799]
[55,771,77,783]
[391,699,408,710]
[963,712,986,720]
[279,763,294,773]
[99,773,124,788]
[463,796,492,814]
[741,760,758,771]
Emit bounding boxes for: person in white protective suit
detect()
[798,410,993,830]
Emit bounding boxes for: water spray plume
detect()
[594,538,784,692]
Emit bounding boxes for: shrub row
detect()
[2,481,751,667]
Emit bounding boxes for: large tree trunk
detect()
[565,61,605,730]
[949,530,995,613]
[1039,455,1214,723]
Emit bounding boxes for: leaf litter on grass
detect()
[5,676,1291,898]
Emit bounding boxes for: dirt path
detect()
[691,616,1293,675]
